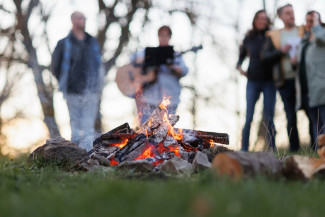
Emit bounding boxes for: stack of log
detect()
[211,134,325,181]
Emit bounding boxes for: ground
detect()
[0,151,324,217]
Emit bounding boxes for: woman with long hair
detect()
[237,10,276,151]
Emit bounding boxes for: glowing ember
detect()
[110,159,119,166]
[159,97,171,110]
[111,139,128,149]
[168,145,180,157]
[135,145,156,160]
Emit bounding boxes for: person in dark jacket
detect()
[261,4,305,152]
[295,11,319,150]
[237,10,276,152]
[51,11,102,151]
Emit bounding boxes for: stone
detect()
[29,137,87,166]
[118,159,155,173]
[160,157,193,174]
[193,151,211,172]
[87,158,100,166]
[91,154,110,166]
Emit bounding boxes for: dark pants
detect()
[241,80,276,152]
[278,79,300,152]
[301,93,316,150]
[310,105,325,150]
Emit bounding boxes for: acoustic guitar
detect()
[115,45,202,97]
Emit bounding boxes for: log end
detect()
[318,134,325,159]
[211,153,243,180]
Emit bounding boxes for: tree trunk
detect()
[211,151,282,179]
[15,0,61,138]
[27,50,60,138]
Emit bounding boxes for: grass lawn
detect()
[1,154,325,217]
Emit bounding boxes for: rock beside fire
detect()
[193,151,211,172]
[29,137,87,167]
[160,157,193,174]
[118,159,155,173]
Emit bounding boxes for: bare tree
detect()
[1,0,59,138]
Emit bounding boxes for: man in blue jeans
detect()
[51,11,102,151]
[262,4,305,152]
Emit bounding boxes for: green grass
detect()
[1,156,325,217]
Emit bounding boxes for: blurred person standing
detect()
[295,11,319,150]
[237,10,276,152]
[130,26,189,124]
[262,4,305,152]
[303,11,325,149]
[51,11,102,150]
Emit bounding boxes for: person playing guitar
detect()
[131,25,189,124]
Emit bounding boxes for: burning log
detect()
[93,123,136,149]
[211,152,282,179]
[115,134,148,162]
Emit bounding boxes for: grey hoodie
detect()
[305,25,325,108]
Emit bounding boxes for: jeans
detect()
[310,105,325,150]
[66,92,100,151]
[136,102,177,125]
[241,80,276,152]
[278,79,300,152]
[301,93,316,150]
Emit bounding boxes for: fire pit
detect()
[78,97,230,173]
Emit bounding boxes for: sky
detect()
[1,0,325,155]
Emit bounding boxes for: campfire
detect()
[84,97,229,171]
[29,97,325,179]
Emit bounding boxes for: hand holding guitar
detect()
[115,45,202,97]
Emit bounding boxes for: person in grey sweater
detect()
[131,26,189,124]
[304,11,325,149]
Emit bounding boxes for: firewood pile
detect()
[30,98,230,174]
[77,97,230,173]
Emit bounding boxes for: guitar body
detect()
[115,45,202,97]
[115,64,156,97]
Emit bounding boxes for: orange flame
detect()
[159,97,171,110]
[133,112,142,128]
[111,139,128,149]
[209,139,215,147]
[161,103,184,141]
[135,145,155,160]
[170,128,183,141]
